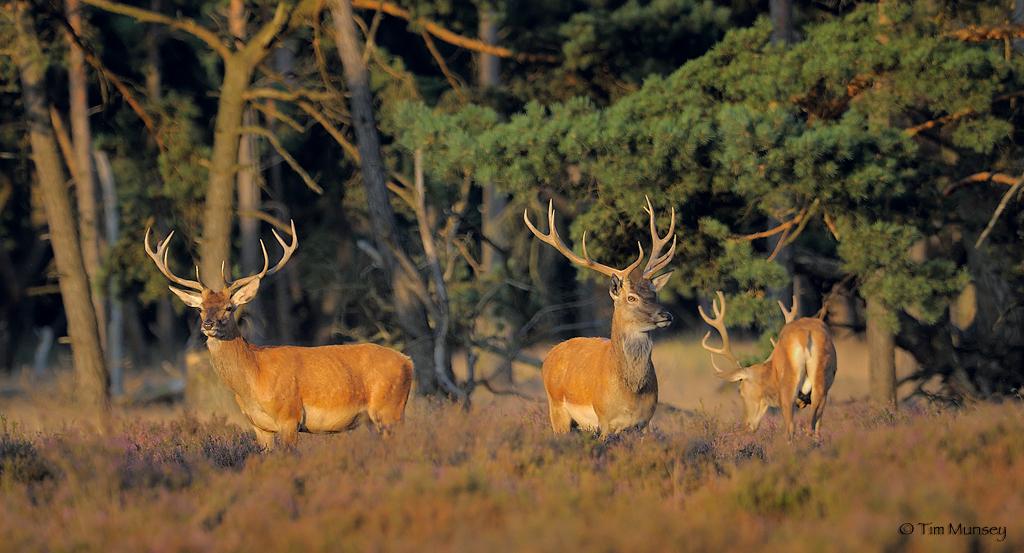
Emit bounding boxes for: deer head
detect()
[144,221,298,340]
[524,196,676,333]
[698,291,799,431]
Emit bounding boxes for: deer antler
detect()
[524,200,644,281]
[642,195,676,279]
[778,291,799,323]
[144,227,205,291]
[224,219,299,291]
[698,291,744,379]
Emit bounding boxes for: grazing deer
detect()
[144,221,412,448]
[699,291,837,437]
[524,197,676,436]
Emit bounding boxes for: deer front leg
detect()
[252,427,276,450]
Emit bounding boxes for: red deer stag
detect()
[144,221,412,448]
[524,197,676,436]
[699,291,837,436]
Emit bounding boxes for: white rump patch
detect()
[564,402,600,431]
[798,332,817,396]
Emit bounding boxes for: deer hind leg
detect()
[809,354,833,436]
[810,390,828,436]
[368,404,403,436]
[367,373,412,435]
[547,399,572,434]
[783,343,809,439]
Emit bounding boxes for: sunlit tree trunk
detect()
[199,58,252,289]
[867,296,897,408]
[13,0,109,409]
[65,0,107,343]
[329,0,450,394]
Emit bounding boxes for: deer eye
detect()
[225,305,235,313]
[627,294,638,303]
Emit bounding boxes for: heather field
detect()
[1,338,1021,553]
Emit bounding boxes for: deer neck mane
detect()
[611,314,654,393]
[205,336,259,396]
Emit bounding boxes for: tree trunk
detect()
[231,0,264,334]
[66,0,107,343]
[199,57,253,289]
[14,0,109,409]
[329,0,446,394]
[769,0,795,45]
[866,296,897,409]
[476,7,513,387]
[95,150,124,396]
[271,44,295,344]
[144,0,163,101]
[865,1,896,410]
[1015,0,1024,53]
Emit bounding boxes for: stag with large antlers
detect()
[524,196,677,436]
[699,291,837,437]
[145,221,412,448]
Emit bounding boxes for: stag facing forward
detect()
[525,196,677,436]
[145,222,412,448]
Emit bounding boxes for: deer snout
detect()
[202,319,216,331]
[654,310,673,327]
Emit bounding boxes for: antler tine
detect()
[144,226,204,291]
[642,195,677,279]
[697,291,743,377]
[778,291,799,323]
[523,200,643,280]
[227,220,298,292]
[266,219,298,277]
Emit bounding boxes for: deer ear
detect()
[609,275,623,299]
[229,278,261,306]
[168,286,203,308]
[726,368,749,382]
[650,271,674,292]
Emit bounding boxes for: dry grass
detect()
[0,337,1020,552]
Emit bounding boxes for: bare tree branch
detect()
[349,0,557,62]
[975,175,1024,248]
[81,0,231,59]
[948,24,1024,42]
[420,31,467,102]
[238,125,323,194]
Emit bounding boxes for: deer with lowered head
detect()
[699,291,837,437]
[144,221,412,448]
[524,196,677,436]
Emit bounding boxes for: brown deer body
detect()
[700,292,837,436]
[525,197,677,435]
[145,222,412,448]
